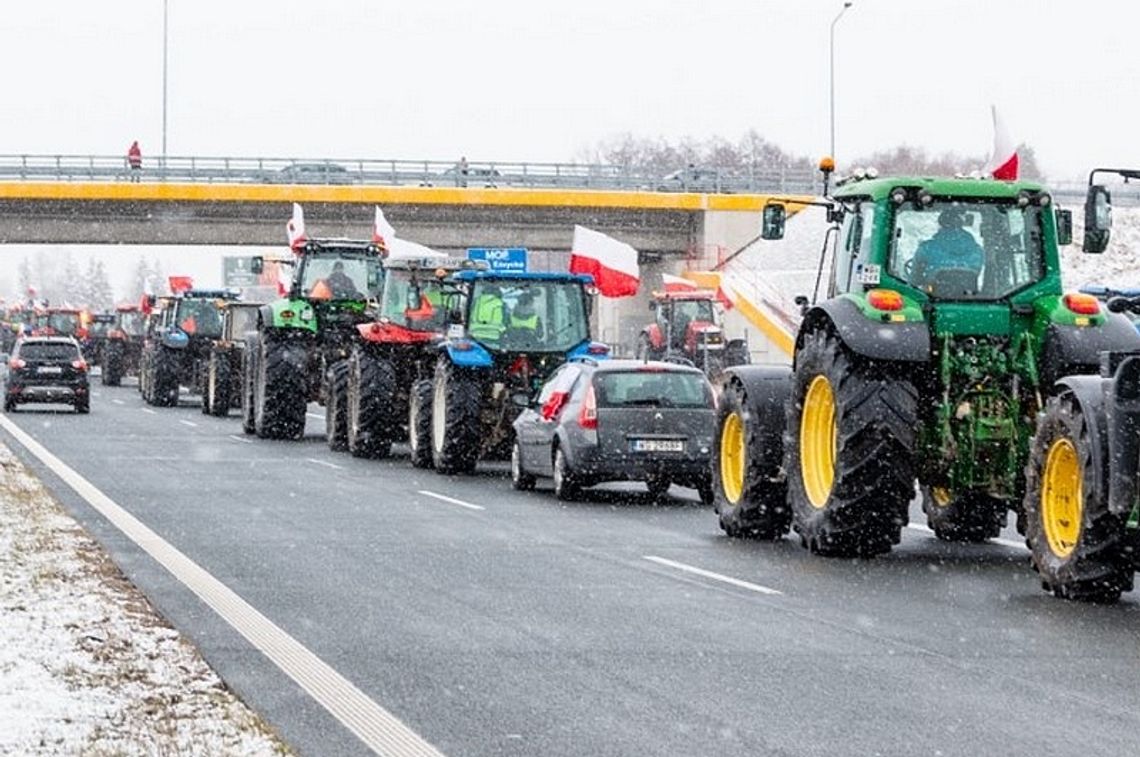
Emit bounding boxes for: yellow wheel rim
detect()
[720,412,746,504]
[1042,438,1082,559]
[800,375,837,509]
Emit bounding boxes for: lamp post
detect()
[162,0,168,164]
[829,1,853,160]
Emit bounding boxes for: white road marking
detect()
[0,414,444,757]
[92,392,102,398]
[140,408,157,415]
[642,555,783,596]
[306,457,343,470]
[906,523,1028,551]
[228,435,254,445]
[112,399,125,405]
[306,412,326,421]
[417,490,485,511]
[179,420,198,428]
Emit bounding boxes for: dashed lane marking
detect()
[112,399,125,405]
[417,490,485,511]
[179,420,198,428]
[306,457,344,470]
[228,435,254,444]
[140,408,157,415]
[0,413,446,757]
[642,555,783,596]
[906,523,1028,551]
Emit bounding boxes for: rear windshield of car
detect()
[19,342,79,361]
[594,370,711,409]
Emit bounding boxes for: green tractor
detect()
[712,161,1140,557]
[241,208,385,440]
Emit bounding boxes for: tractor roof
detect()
[383,256,485,273]
[292,239,384,256]
[652,290,717,302]
[833,175,1047,201]
[178,289,241,301]
[452,270,595,285]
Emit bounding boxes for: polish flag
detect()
[168,276,193,294]
[715,279,736,311]
[986,105,1019,181]
[661,273,698,293]
[286,203,308,251]
[569,225,639,297]
[372,206,396,249]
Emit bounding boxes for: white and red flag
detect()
[569,225,639,297]
[372,206,396,249]
[986,105,1019,181]
[286,203,308,250]
[661,272,698,293]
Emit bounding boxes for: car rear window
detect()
[595,370,711,408]
[19,342,79,361]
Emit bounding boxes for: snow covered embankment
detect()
[0,443,290,756]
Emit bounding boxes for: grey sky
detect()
[4,1,1137,180]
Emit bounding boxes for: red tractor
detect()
[636,290,749,376]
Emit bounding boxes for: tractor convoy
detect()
[10,178,1140,606]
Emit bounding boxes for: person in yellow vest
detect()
[469,285,506,343]
[507,291,543,342]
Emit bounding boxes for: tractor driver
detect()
[326,261,359,299]
[507,291,543,340]
[910,206,985,291]
[469,284,506,343]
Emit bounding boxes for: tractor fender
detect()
[1053,374,1114,515]
[444,339,494,368]
[1039,314,1140,388]
[720,365,793,481]
[799,298,930,363]
[1106,356,1140,517]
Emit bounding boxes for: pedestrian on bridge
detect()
[126,141,142,182]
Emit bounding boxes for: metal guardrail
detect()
[0,154,821,194]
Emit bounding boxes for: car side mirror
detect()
[1083,185,1112,253]
[761,203,787,240]
[1055,208,1073,246]
[250,256,264,275]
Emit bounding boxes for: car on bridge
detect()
[511,358,716,502]
[257,162,354,185]
[5,336,90,414]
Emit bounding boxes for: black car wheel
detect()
[552,446,579,501]
[511,440,536,491]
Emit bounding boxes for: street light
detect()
[829,1,853,161]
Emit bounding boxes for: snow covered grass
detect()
[1062,205,1140,290]
[0,442,292,756]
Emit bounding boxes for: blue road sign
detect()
[466,247,528,273]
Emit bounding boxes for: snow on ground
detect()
[0,441,291,756]
[1062,204,1140,290]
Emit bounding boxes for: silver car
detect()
[511,358,715,502]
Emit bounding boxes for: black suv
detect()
[5,336,90,413]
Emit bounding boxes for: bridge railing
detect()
[0,154,821,194]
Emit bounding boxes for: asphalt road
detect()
[4,382,1140,757]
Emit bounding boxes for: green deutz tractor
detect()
[241,238,384,440]
[712,162,1140,557]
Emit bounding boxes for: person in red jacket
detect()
[127,141,142,182]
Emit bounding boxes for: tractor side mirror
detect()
[794,294,810,315]
[1083,185,1112,253]
[250,256,264,275]
[761,203,787,240]
[1055,208,1073,246]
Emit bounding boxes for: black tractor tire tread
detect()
[240,337,258,435]
[325,360,350,452]
[101,343,123,386]
[785,330,917,558]
[408,379,435,469]
[347,352,394,459]
[149,347,180,407]
[432,359,481,475]
[922,488,1007,543]
[1023,392,1132,603]
[255,337,307,440]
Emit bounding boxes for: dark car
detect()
[260,162,354,185]
[656,166,732,193]
[5,336,90,413]
[511,358,715,502]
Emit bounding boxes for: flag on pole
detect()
[986,105,1019,181]
[168,276,193,294]
[372,206,396,249]
[715,278,735,311]
[286,203,308,250]
[569,226,640,297]
[661,273,698,293]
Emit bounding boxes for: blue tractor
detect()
[413,270,610,474]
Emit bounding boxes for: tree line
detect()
[11,254,167,311]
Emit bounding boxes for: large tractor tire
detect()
[101,342,123,386]
[324,360,349,452]
[240,338,258,435]
[921,486,1007,542]
[149,347,180,407]
[1023,392,1132,603]
[724,339,751,369]
[713,376,792,539]
[346,351,395,459]
[254,336,307,440]
[408,379,435,469]
[203,348,231,417]
[431,358,482,474]
[785,330,917,557]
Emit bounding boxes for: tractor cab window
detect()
[119,311,144,336]
[380,271,453,332]
[833,202,876,294]
[47,313,80,334]
[227,307,258,339]
[299,254,382,301]
[467,280,588,352]
[175,299,224,338]
[890,199,1044,300]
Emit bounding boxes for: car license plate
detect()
[37,366,63,375]
[630,439,684,453]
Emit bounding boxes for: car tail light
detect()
[867,288,904,311]
[72,359,88,372]
[8,358,25,370]
[578,383,598,429]
[1063,293,1100,316]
